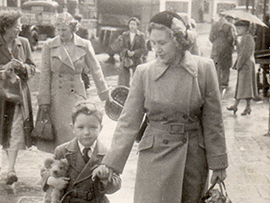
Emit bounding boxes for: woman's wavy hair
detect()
[0,10,22,35]
[148,22,192,52]
[53,12,78,33]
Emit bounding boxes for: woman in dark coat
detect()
[227,20,258,115]
[0,10,36,185]
[92,11,228,203]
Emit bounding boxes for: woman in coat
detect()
[0,10,36,185]
[36,12,109,153]
[227,20,258,115]
[92,11,228,203]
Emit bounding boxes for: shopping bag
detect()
[202,178,232,203]
[31,107,55,141]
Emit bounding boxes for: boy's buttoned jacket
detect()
[41,138,121,203]
[36,34,109,153]
[102,51,228,203]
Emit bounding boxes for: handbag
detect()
[123,57,134,69]
[202,178,232,203]
[31,107,55,141]
[0,70,22,103]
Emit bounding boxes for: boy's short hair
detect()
[128,17,140,26]
[72,100,103,124]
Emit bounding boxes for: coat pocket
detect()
[138,134,154,152]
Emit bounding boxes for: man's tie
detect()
[83,147,91,163]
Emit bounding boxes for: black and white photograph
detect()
[0,0,269,203]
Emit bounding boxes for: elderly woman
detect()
[36,12,109,153]
[92,11,228,203]
[0,10,36,185]
[227,20,258,115]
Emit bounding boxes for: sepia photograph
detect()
[0,0,269,202]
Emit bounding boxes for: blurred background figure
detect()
[36,12,109,153]
[118,17,146,87]
[209,10,237,92]
[74,14,91,90]
[0,10,36,185]
[227,20,258,116]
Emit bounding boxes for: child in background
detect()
[41,100,121,203]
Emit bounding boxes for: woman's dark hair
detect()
[0,10,22,35]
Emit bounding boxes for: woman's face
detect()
[5,18,22,40]
[129,20,138,32]
[55,23,73,42]
[150,29,177,64]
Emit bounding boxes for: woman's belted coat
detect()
[36,34,109,153]
[235,33,258,99]
[102,51,228,203]
[0,36,36,148]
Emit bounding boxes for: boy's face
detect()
[73,113,102,147]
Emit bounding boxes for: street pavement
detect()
[1,23,270,203]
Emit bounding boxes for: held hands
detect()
[47,176,70,190]
[210,169,227,184]
[4,59,24,77]
[92,165,114,182]
[127,50,135,57]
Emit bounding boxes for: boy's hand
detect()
[47,176,69,190]
[92,165,114,182]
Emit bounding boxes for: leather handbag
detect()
[202,178,232,203]
[31,107,55,141]
[0,70,22,103]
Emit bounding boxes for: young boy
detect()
[41,101,121,203]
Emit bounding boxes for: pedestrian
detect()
[118,17,146,87]
[92,11,228,203]
[41,100,121,202]
[74,13,91,90]
[209,10,237,91]
[227,20,258,115]
[0,10,36,185]
[36,12,110,153]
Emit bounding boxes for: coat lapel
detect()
[0,36,12,62]
[73,140,107,186]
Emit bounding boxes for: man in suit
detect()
[41,101,121,203]
[118,17,146,87]
[209,11,237,91]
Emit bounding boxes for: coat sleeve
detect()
[84,40,109,101]
[209,23,216,43]
[201,59,228,170]
[237,34,254,70]
[22,38,36,80]
[37,41,51,105]
[101,65,146,174]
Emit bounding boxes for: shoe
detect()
[227,106,238,114]
[6,170,18,185]
[241,108,252,116]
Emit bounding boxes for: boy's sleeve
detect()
[100,173,122,194]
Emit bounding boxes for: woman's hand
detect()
[47,176,69,190]
[211,169,227,184]
[92,165,114,182]
[40,105,50,112]
[11,58,24,70]
[4,61,15,77]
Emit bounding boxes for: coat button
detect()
[163,139,169,144]
[183,114,188,120]
[59,86,62,89]
[59,74,62,77]
[182,138,187,143]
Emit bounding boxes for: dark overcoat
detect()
[36,34,109,153]
[121,30,146,68]
[102,51,228,203]
[235,33,258,99]
[0,36,36,148]
[41,138,121,203]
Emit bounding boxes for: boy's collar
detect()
[77,140,97,155]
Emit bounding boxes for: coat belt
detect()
[149,120,200,134]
